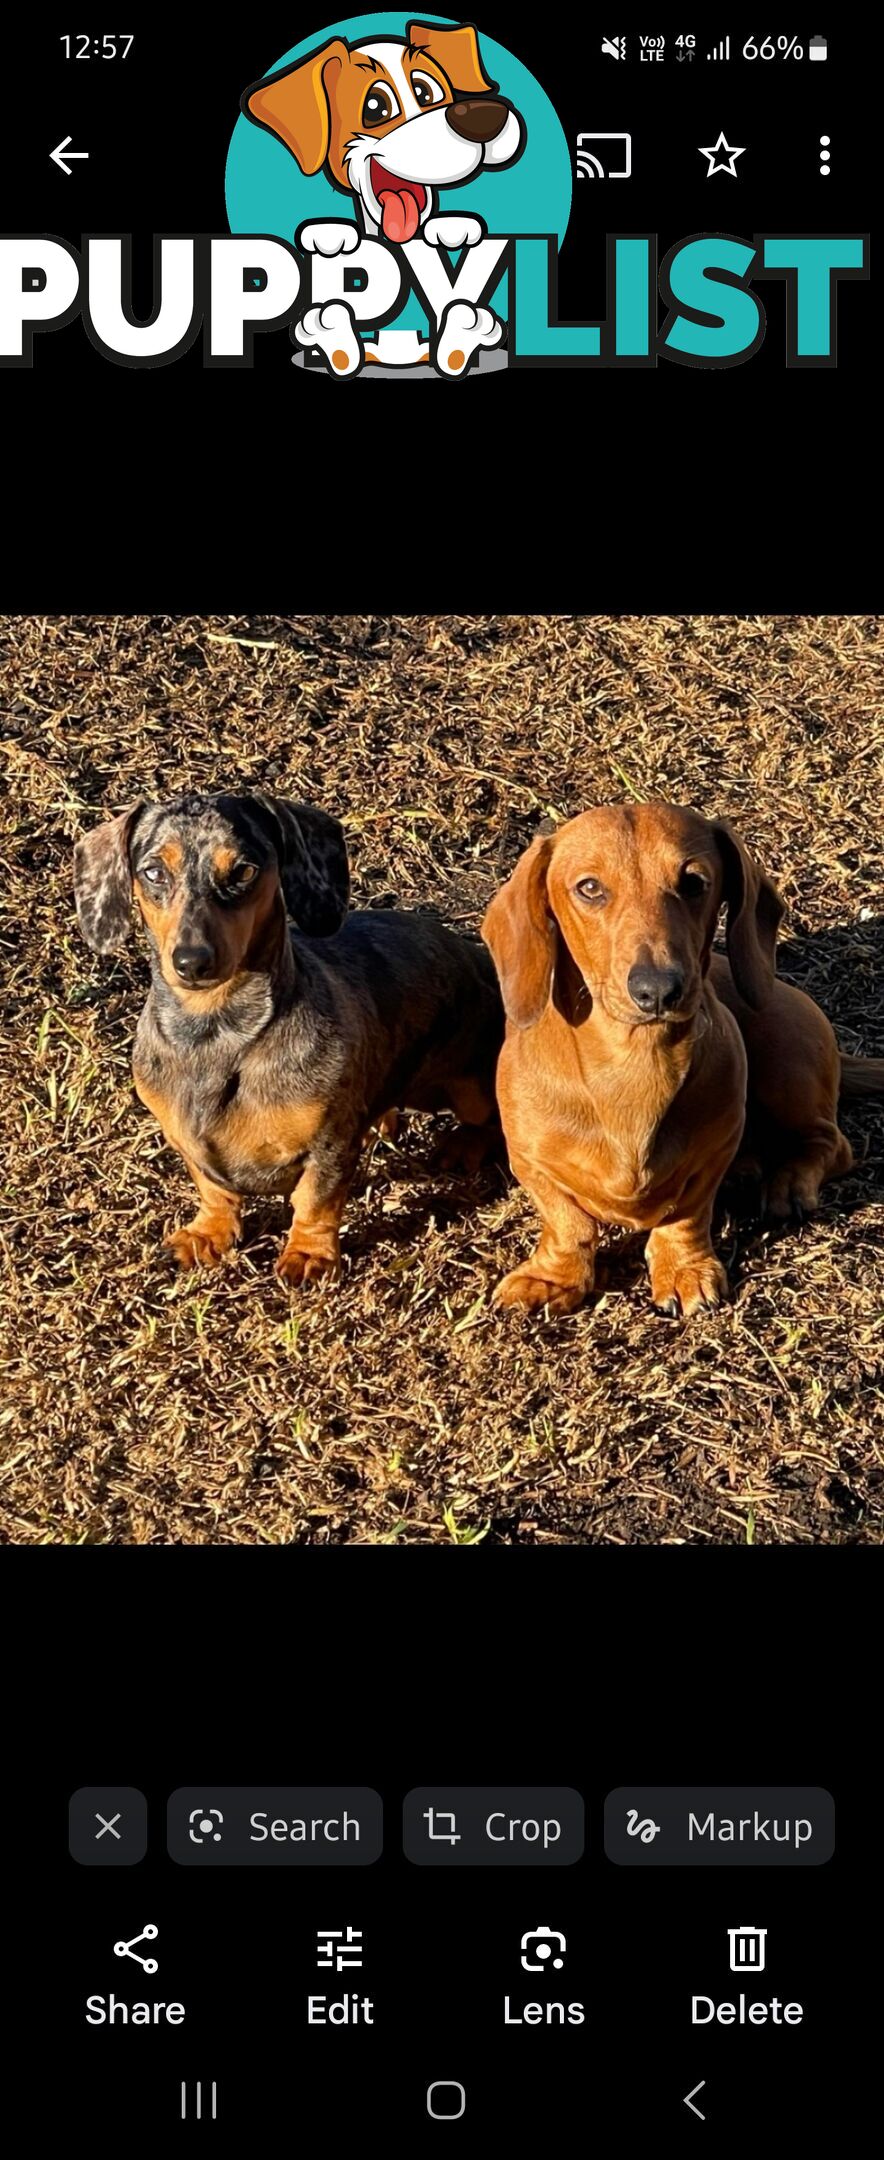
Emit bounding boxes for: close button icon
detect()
[427,2082,466,2120]
[69,1787,148,1866]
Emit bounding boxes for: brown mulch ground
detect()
[1,613,882,1545]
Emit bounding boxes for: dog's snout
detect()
[445,96,509,144]
[627,963,685,1018]
[172,941,216,984]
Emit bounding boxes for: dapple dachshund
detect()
[482,803,883,1318]
[74,791,502,1283]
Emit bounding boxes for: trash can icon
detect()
[809,36,828,61]
[728,1925,766,1974]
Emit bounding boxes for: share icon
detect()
[113,1923,159,1975]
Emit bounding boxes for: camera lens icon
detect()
[189,1807,223,1844]
[520,1926,566,1972]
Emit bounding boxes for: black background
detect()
[7,1566,871,2140]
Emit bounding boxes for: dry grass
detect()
[1,613,883,1546]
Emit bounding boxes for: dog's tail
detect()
[840,1054,884,1098]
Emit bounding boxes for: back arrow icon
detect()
[683,2081,706,2121]
[51,136,90,176]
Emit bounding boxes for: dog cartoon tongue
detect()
[370,163,427,244]
[376,185,422,244]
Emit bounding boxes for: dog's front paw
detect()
[435,300,502,376]
[652,1256,729,1318]
[764,1163,824,1226]
[294,302,361,377]
[298,221,360,256]
[423,214,484,250]
[276,1241,340,1288]
[492,1266,587,1316]
[164,1221,236,1271]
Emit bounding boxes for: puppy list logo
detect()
[234,14,527,372]
[0,12,870,369]
[226,11,554,375]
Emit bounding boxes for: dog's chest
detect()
[548,1075,695,1225]
[134,1038,325,1195]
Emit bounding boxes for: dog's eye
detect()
[140,861,168,889]
[362,84,401,126]
[223,862,259,892]
[576,877,607,906]
[680,866,711,899]
[411,72,445,109]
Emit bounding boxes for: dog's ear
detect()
[254,795,350,935]
[242,39,349,174]
[482,834,556,1029]
[74,803,145,955]
[712,819,784,1009]
[406,21,495,94]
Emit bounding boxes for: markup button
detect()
[604,1787,835,1865]
[404,1788,584,1865]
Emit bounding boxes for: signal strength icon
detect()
[707,36,731,60]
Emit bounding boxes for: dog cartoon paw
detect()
[298,221,361,256]
[276,1243,340,1288]
[164,1222,236,1271]
[652,1256,730,1318]
[423,214,484,250]
[294,302,361,376]
[492,1267,587,1316]
[436,300,503,376]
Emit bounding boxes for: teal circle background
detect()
[225,14,572,334]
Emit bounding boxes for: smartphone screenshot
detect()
[2,13,878,2148]
[0,17,871,373]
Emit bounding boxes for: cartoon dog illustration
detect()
[242,19,525,372]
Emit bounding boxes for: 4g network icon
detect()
[0,15,870,372]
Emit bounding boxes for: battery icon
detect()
[809,35,828,60]
[728,1925,767,1973]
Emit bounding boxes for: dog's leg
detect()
[645,1184,730,1320]
[741,984,853,1223]
[493,1163,599,1316]
[164,1158,244,1271]
[276,1137,361,1288]
[765,1123,853,1225]
[294,301,362,377]
[433,1074,503,1174]
[436,299,503,376]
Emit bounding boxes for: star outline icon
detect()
[699,131,746,178]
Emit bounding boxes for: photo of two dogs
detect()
[75,796,881,1323]
[5,615,882,1547]
[242,19,524,372]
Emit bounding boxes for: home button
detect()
[427,2081,466,2120]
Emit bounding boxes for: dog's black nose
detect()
[627,964,685,1017]
[446,96,509,144]
[172,941,216,983]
